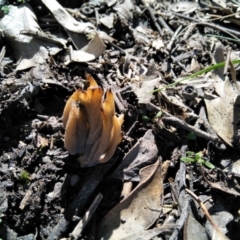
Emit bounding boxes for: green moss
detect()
[19,171,30,183]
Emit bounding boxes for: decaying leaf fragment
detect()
[97,160,169,240]
[63,74,124,167]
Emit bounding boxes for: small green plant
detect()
[181,151,215,169]
[1,5,9,14]
[142,110,163,122]
[152,59,240,93]
[19,171,30,183]
[206,34,240,43]
[155,110,163,119]
[185,132,196,141]
[142,115,151,121]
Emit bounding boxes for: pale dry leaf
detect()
[97,160,165,240]
[41,0,95,34]
[184,215,208,240]
[205,79,240,146]
[0,4,61,71]
[111,129,158,181]
[204,41,240,146]
[169,1,197,14]
[131,63,161,104]
[63,32,106,64]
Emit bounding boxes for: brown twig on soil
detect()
[171,55,187,72]
[162,115,219,142]
[185,188,230,240]
[171,12,240,42]
[157,15,174,35]
[126,121,139,137]
[167,25,183,51]
[141,0,163,35]
[182,24,196,41]
[70,193,103,240]
[171,51,195,63]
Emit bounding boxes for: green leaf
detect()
[195,152,203,160]
[197,158,204,164]
[152,59,240,93]
[155,110,163,118]
[186,132,196,140]
[180,157,196,163]
[142,115,151,121]
[186,151,195,157]
[1,5,9,14]
[206,34,240,43]
[203,161,215,169]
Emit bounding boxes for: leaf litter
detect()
[1,0,240,240]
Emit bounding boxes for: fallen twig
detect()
[162,116,219,142]
[185,188,230,240]
[167,25,183,51]
[70,193,103,240]
[172,12,240,41]
[158,15,174,35]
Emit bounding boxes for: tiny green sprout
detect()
[180,151,215,169]
[1,5,9,14]
[142,110,163,122]
[142,115,151,121]
[39,145,44,150]
[19,171,30,183]
[186,132,196,141]
[155,110,163,119]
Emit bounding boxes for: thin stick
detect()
[162,116,219,142]
[185,188,229,240]
[172,12,240,42]
[158,15,174,35]
[167,25,183,51]
[141,0,163,35]
[70,193,103,240]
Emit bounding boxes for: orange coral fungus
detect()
[63,73,124,167]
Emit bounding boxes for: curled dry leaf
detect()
[97,160,168,240]
[63,74,124,167]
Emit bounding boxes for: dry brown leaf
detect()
[97,160,169,240]
[41,0,94,34]
[111,129,159,181]
[0,4,61,71]
[204,42,240,146]
[184,215,208,240]
[205,79,240,146]
[63,33,106,64]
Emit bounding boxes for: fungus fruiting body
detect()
[63,74,124,167]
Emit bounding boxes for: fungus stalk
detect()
[63,74,124,167]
